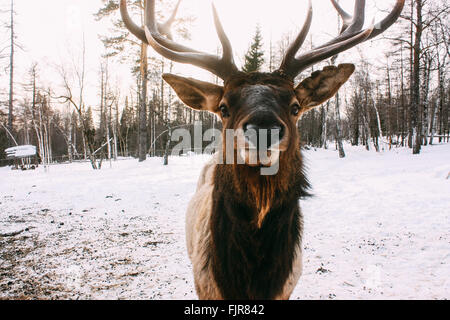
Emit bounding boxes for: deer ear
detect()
[163,74,224,113]
[294,64,355,113]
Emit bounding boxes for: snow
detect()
[0,144,449,300]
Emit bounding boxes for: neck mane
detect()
[209,148,311,299]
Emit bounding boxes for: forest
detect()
[0,0,449,168]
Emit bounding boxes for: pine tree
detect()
[242,25,265,73]
[84,107,95,133]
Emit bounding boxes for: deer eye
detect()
[291,103,301,116]
[219,104,230,118]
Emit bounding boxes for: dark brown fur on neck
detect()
[210,143,311,299]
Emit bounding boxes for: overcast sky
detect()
[0,0,398,113]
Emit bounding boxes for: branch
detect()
[382,36,413,47]
[422,7,450,31]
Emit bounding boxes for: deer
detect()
[120,0,404,300]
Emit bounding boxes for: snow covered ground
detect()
[0,144,449,300]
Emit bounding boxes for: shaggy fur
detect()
[210,152,311,299]
[173,68,354,300]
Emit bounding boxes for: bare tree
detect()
[6,0,16,143]
[55,61,102,169]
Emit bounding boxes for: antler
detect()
[278,0,405,79]
[120,0,239,80]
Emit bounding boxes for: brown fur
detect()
[185,156,222,299]
[186,151,307,300]
[168,66,354,299]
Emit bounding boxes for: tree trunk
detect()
[163,61,174,165]
[68,112,73,163]
[113,100,119,160]
[386,60,393,149]
[411,0,423,155]
[139,43,148,162]
[400,42,407,147]
[321,102,329,149]
[421,57,431,146]
[7,0,15,142]
[373,102,383,152]
[334,93,345,158]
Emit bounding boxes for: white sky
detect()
[0,0,399,113]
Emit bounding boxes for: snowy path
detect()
[0,144,449,299]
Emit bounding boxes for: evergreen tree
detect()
[84,107,94,132]
[242,25,265,73]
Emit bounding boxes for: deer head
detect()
[120,0,404,167]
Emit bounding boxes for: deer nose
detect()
[243,120,285,148]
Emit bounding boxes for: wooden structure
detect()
[5,145,39,170]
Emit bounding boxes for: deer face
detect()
[163,64,355,167]
[223,75,297,167]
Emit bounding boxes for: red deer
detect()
[120,0,404,300]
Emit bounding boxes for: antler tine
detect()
[344,0,366,36]
[212,4,236,69]
[329,0,365,64]
[278,0,313,75]
[293,22,375,77]
[120,0,147,44]
[158,0,181,40]
[331,0,352,28]
[141,0,195,52]
[323,0,405,47]
[313,0,366,51]
[366,0,405,40]
[120,0,190,51]
[277,0,405,79]
[120,0,238,80]
[320,0,365,48]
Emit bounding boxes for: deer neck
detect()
[209,150,310,299]
[215,149,308,228]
